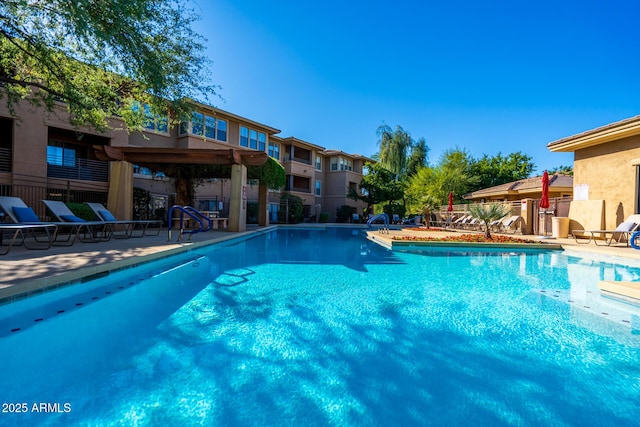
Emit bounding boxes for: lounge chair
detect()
[490,216,508,232]
[85,202,161,238]
[0,223,58,255]
[453,215,472,229]
[41,200,112,242]
[498,216,524,234]
[392,214,401,224]
[572,216,640,246]
[0,196,83,245]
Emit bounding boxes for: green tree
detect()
[348,162,404,214]
[406,137,429,177]
[548,165,573,176]
[438,148,479,201]
[470,152,535,191]
[376,124,412,179]
[468,203,510,239]
[0,0,215,131]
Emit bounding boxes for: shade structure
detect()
[540,171,550,209]
[447,192,454,212]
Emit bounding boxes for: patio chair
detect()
[0,196,82,246]
[571,215,640,246]
[490,216,508,232]
[85,202,161,238]
[498,215,524,234]
[0,223,58,255]
[41,200,112,242]
[452,215,472,229]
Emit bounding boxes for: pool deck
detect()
[2,224,640,303]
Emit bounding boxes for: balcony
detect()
[0,147,10,172]
[47,158,109,182]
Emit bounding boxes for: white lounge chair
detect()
[572,215,640,246]
[498,216,523,234]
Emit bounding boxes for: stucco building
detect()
[548,115,640,232]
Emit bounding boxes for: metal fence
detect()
[0,182,107,221]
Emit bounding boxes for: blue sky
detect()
[192,0,640,173]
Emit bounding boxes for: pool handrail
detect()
[367,213,389,229]
[168,205,213,242]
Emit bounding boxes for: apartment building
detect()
[0,96,369,223]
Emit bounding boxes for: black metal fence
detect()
[0,182,107,221]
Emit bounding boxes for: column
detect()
[107,161,133,220]
[229,164,247,232]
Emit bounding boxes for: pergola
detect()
[93,145,270,232]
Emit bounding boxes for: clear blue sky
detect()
[191,0,640,173]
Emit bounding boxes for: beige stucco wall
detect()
[573,134,640,230]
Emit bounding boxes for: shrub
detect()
[66,202,95,221]
[279,193,304,223]
[336,205,354,223]
[319,212,329,223]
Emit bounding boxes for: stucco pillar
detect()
[229,164,247,232]
[258,183,269,227]
[107,161,133,220]
[520,198,534,235]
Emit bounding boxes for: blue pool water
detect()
[1,227,640,426]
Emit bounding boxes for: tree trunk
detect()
[175,175,193,206]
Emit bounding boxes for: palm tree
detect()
[468,203,510,239]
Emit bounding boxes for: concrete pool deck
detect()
[2,224,640,303]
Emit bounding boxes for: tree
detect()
[468,203,510,239]
[0,0,215,131]
[348,162,404,214]
[376,124,412,179]
[470,152,535,191]
[548,165,573,176]
[406,137,429,177]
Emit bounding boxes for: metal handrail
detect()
[167,205,213,242]
[367,213,389,229]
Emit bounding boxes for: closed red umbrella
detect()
[447,192,454,212]
[540,171,550,209]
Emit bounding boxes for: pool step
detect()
[599,280,640,304]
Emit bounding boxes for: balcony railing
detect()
[47,158,109,182]
[0,147,10,172]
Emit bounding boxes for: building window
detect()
[179,114,227,141]
[249,129,258,149]
[191,112,204,136]
[268,142,280,160]
[315,180,321,196]
[217,120,227,141]
[205,115,216,139]
[315,156,322,171]
[330,156,352,171]
[240,125,266,151]
[132,102,168,134]
[240,126,249,147]
[47,144,76,167]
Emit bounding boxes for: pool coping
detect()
[0,226,277,305]
[365,231,564,251]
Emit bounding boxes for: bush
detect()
[336,205,354,223]
[383,202,406,219]
[279,193,304,223]
[66,202,95,221]
[319,212,329,223]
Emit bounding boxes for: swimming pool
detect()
[1,227,640,426]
